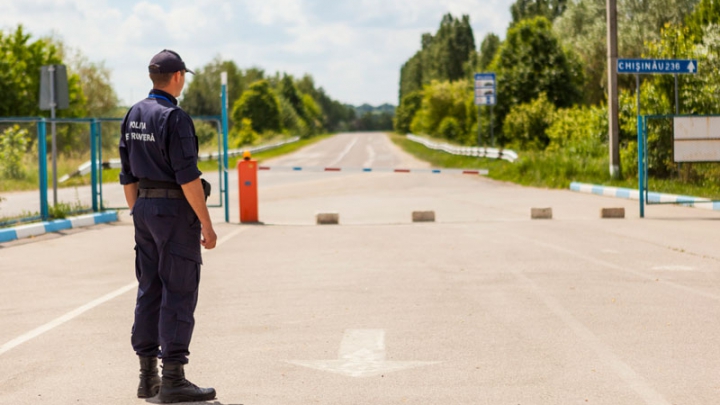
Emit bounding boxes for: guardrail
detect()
[60,137,301,182]
[406,134,518,163]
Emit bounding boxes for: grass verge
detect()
[390,134,720,200]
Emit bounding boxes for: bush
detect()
[410,80,471,142]
[437,117,462,141]
[0,125,29,179]
[546,104,607,158]
[194,120,217,146]
[230,118,259,148]
[502,93,556,150]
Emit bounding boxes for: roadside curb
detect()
[569,182,720,211]
[0,211,118,243]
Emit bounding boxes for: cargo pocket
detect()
[165,242,202,293]
[134,245,141,281]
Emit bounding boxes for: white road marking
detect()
[512,271,673,405]
[528,237,720,302]
[0,283,136,356]
[0,226,247,357]
[327,136,358,168]
[287,329,439,378]
[363,144,376,168]
[652,265,694,271]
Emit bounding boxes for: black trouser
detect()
[131,194,202,364]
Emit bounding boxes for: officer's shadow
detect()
[146,398,242,405]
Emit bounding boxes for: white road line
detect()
[0,283,136,356]
[363,144,376,168]
[511,270,673,405]
[0,226,247,357]
[327,136,358,168]
[528,237,720,302]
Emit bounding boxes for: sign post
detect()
[39,65,69,207]
[474,73,496,146]
[617,58,698,218]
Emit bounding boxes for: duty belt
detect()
[139,179,181,189]
[138,189,185,199]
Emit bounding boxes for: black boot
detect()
[158,362,216,403]
[137,356,161,398]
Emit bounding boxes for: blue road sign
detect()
[617,59,698,74]
[474,73,496,106]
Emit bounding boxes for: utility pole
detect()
[607,0,620,178]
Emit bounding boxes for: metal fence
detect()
[406,134,518,162]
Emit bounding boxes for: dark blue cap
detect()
[148,49,195,74]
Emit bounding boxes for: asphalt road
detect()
[2,132,720,405]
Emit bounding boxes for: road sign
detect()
[474,73,496,106]
[617,59,698,74]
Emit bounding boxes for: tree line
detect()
[0,24,393,163]
[396,0,720,182]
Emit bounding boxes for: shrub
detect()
[502,93,556,150]
[194,120,217,146]
[0,125,29,179]
[230,118,259,148]
[438,117,462,141]
[546,104,607,158]
[410,80,470,141]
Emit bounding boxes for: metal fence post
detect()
[638,115,645,218]
[221,72,230,223]
[37,120,49,221]
[90,120,99,212]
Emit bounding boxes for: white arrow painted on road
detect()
[288,329,439,377]
[688,61,696,72]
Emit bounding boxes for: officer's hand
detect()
[201,225,217,250]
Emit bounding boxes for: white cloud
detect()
[245,0,308,25]
[0,0,514,107]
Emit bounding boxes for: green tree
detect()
[478,33,501,71]
[398,14,476,102]
[182,57,266,119]
[231,80,281,134]
[0,26,85,118]
[399,52,424,103]
[410,80,473,143]
[301,94,322,136]
[511,0,569,23]
[555,0,699,104]
[489,16,583,144]
[394,91,424,134]
[687,0,720,39]
[280,74,306,120]
[53,40,118,117]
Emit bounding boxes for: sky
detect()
[0,0,514,107]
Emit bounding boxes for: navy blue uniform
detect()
[119,89,203,365]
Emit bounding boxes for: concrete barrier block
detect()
[412,211,435,222]
[601,207,625,219]
[531,208,553,220]
[316,213,339,225]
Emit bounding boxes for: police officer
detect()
[119,49,217,403]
